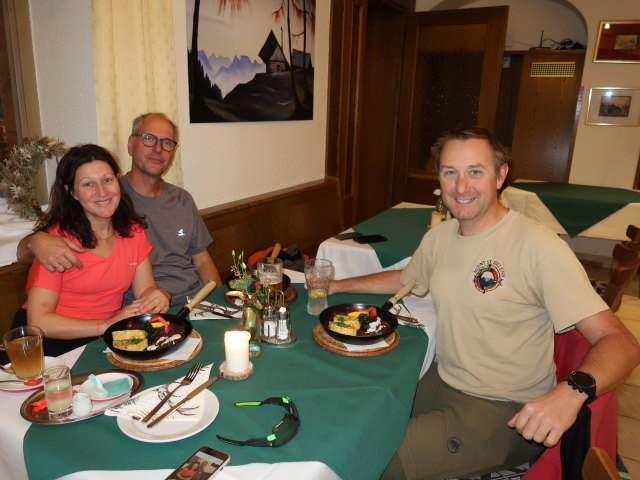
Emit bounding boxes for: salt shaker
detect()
[262,304,277,339]
[276,306,291,341]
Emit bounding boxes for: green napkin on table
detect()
[353,207,433,268]
[512,182,640,237]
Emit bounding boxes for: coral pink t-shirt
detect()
[25,224,152,320]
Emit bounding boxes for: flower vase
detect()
[240,305,262,357]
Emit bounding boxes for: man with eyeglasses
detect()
[17,112,222,308]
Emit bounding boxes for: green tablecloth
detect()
[513,182,640,237]
[24,289,427,480]
[353,207,433,267]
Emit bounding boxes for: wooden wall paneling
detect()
[0,263,29,337]
[201,178,343,276]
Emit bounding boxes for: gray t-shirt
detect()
[121,176,213,306]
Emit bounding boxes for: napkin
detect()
[189,300,242,320]
[105,363,213,422]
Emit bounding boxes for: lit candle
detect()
[224,330,250,373]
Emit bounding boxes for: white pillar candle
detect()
[224,330,250,373]
[430,211,443,227]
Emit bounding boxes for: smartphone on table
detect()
[164,446,230,480]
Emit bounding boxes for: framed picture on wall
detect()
[594,21,640,63]
[586,88,640,126]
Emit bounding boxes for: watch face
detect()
[571,370,595,388]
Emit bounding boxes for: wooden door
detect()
[393,7,509,206]
[327,0,412,226]
[506,50,585,184]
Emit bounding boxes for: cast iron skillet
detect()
[319,303,398,342]
[103,280,216,360]
[318,281,416,342]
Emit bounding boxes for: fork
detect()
[141,362,202,423]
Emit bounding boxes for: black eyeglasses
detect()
[216,396,300,448]
[133,133,178,152]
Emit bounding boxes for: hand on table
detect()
[507,382,587,447]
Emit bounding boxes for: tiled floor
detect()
[616,294,640,479]
[584,261,639,478]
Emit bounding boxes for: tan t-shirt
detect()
[400,210,608,403]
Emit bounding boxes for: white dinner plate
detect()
[79,372,133,402]
[0,357,63,393]
[116,389,219,443]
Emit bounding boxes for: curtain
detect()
[92,0,182,187]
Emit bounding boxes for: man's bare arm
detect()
[17,232,84,271]
[329,270,404,295]
[508,309,640,447]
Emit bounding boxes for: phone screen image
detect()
[165,446,230,480]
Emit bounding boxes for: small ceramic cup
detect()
[72,392,92,417]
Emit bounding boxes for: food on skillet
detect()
[112,315,186,351]
[112,330,148,351]
[328,307,386,336]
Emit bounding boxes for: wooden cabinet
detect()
[495,50,585,184]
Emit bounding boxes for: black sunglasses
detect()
[216,396,300,448]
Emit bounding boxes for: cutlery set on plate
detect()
[141,362,222,428]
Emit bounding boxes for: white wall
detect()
[416,0,640,189]
[171,0,329,209]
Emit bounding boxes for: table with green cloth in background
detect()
[352,207,433,268]
[23,288,428,480]
[504,182,640,238]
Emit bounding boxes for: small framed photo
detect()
[586,88,640,126]
[594,21,640,63]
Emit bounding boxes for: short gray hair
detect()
[130,112,178,141]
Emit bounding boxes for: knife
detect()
[147,375,222,428]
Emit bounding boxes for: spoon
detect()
[0,377,42,386]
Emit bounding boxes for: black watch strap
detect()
[565,370,596,404]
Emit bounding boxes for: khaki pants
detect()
[382,365,545,480]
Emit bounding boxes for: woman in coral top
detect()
[17,144,169,355]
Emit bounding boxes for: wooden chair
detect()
[625,224,640,244]
[582,447,621,480]
[623,224,640,297]
[601,243,640,312]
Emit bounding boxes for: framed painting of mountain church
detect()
[186,0,315,122]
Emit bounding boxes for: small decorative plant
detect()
[0,137,66,220]
[229,250,266,309]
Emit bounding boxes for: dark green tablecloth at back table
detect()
[512,182,640,237]
[24,288,428,480]
[353,207,434,268]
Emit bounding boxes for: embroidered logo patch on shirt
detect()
[472,260,505,294]
[177,228,186,237]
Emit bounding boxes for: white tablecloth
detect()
[501,185,640,241]
[0,198,36,267]
[0,346,339,480]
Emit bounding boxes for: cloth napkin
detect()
[188,300,242,320]
[105,363,213,422]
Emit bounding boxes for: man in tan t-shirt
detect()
[330,127,640,480]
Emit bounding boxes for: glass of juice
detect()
[43,365,73,420]
[0,325,44,381]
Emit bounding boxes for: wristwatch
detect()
[565,370,596,404]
